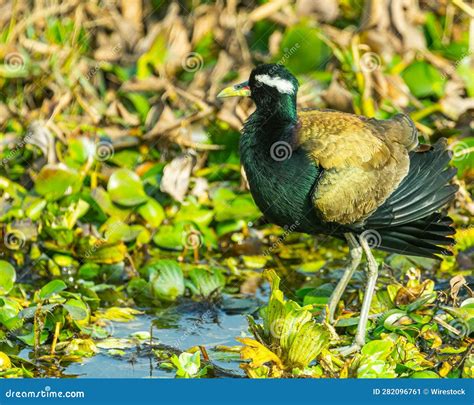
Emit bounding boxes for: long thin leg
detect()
[326,233,362,324]
[338,234,379,356]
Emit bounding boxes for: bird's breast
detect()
[239,134,321,232]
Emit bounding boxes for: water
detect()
[63,295,263,378]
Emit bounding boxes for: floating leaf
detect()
[149,260,185,302]
[35,164,82,201]
[138,198,165,228]
[107,168,148,207]
[188,267,225,298]
[0,261,16,295]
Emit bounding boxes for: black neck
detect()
[253,93,298,128]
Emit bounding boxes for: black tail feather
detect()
[360,139,457,259]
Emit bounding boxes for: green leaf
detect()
[148,260,185,302]
[278,22,332,74]
[188,267,226,298]
[0,261,16,295]
[138,198,165,228]
[107,168,148,207]
[39,280,67,300]
[401,61,446,98]
[63,299,89,321]
[35,164,82,201]
[361,340,394,360]
[410,370,440,378]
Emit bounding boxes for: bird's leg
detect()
[326,233,362,324]
[338,234,379,356]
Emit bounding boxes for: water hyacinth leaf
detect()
[149,260,185,302]
[279,307,312,352]
[138,198,165,228]
[23,197,47,220]
[236,337,283,369]
[357,359,397,378]
[17,331,49,346]
[286,322,330,368]
[107,168,148,207]
[175,202,214,227]
[152,224,183,250]
[411,370,440,378]
[246,269,330,370]
[100,218,132,243]
[65,338,98,357]
[35,164,82,201]
[0,297,22,325]
[63,299,89,321]
[188,267,225,297]
[0,261,16,295]
[401,61,446,98]
[99,307,142,322]
[170,351,204,378]
[77,239,127,264]
[65,137,95,166]
[96,338,135,350]
[39,279,67,300]
[361,339,394,360]
[91,187,131,220]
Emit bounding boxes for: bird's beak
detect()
[217,81,251,98]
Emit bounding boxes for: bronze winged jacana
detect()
[217,64,457,355]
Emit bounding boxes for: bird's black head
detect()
[218,64,299,122]
[248,64,299,106]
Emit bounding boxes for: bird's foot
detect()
[336,343,361,357]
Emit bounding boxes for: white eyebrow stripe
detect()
[255,74,295,94]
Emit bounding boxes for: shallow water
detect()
[63,295,263,378]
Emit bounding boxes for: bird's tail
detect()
[361,139,458,259]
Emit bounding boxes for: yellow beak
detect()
[217,81,251,98]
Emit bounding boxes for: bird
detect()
[217,63,458,355]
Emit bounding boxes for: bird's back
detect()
[297,110,419,225]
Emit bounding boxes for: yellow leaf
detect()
[439,361,452,377]
[236,337,283,369]
[99,307,143,322]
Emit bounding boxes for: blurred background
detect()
[0,0,472,379]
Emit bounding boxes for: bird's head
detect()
[217,64,299,111]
